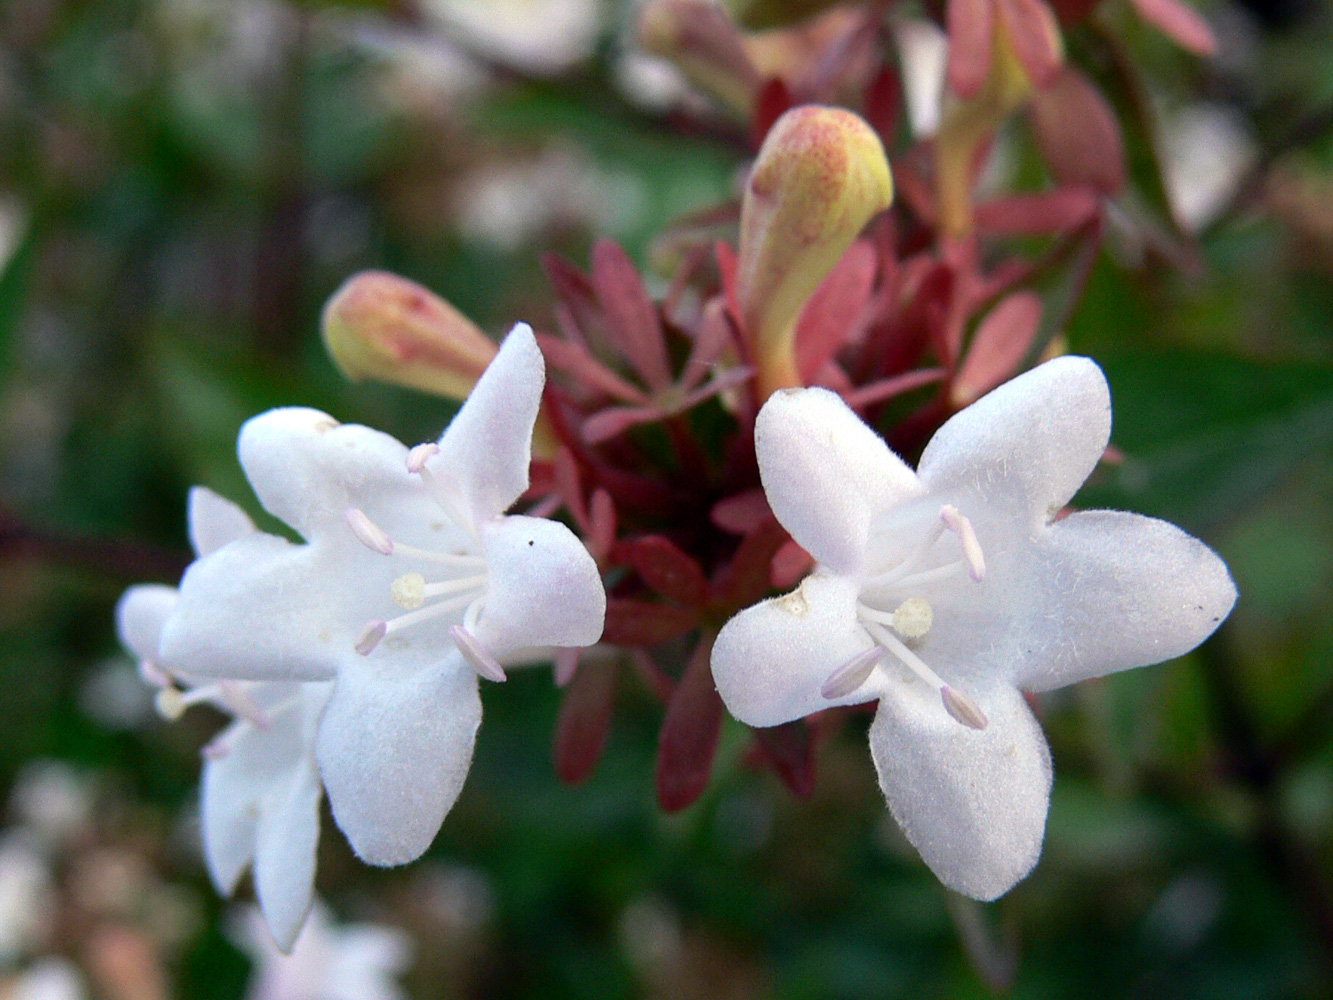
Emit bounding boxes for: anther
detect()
[891,598,933,639]
[355,620,387,655]
[941,686,989,730]
[940,505,985,582]
[346,508,394,556]
[392,572,426,609]
[451,625,507,683]
[821,647,884,700]
[407,442,440,474]
[154,687,186,721]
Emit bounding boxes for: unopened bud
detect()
[322,271,498,401]
[737,106,893,398]
[638,0,759,118]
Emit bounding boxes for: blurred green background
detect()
[1,0,1331,997]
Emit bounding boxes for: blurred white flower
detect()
[422,0,603,75]
[893,19,948,139]
[455,147,647,250]
[4,958,87,1000]
[1162,103,1256,232]
[9,762,93,850]
[0,837,55,966]
[232,903,411,1000]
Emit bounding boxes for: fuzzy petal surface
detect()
[316,659,480,867]
[163,534,346,682]
[430,323,544,526]
[1014,509,1238,691]
[115,585,178,662]
[919,356,1111,520]
[870,681,1052,900]
[253,758,323,952]
[188,486,256,557]
[711,573,880,727]
[476,515,605,657]
[237,408,417,541]
[756,387,924,574]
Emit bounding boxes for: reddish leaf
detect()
[552,446,589,531]
[715,241,741,330]
[591,240,672,391]
[843,366,947,409]
[862,65,901,145]
[1029,68,1126,194]
[554,656,619,785]
[795,240,877,382]
[995,0,1062,90]
[947,0,994,99]
[630,649,676,703]
[750,721,816,799]
[770,539,813,589]
[588,488,616,562]
[952,291,1043,406]
[583,405,661,445]
[680,297,733,391]
[751,77,793,149]
[974,189,1100,235]
[541,254,602,340]
[656,639,724,812]
[602,599,699,647]
[710,490,770,535]
[1128,0,1215,55]
[626,535,710,607]
[710,518,789,609]
[537,333,649,405]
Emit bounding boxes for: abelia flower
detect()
[710,356,1236,899]
[116,486,329,952]
[158,324,606,867]
[231,902,412,1000]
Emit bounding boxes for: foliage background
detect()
[0,0,1331,997]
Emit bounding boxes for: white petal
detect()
[162,534,344,681]
[1014,510,1237,691]
[115,585,178,662]
[756,387,924,574]
[316,659,480,866]
[474,515,605,657]
[188,486,256,557]
[711,573,881,727]
[201,726,290,894]
[253,758,323,952]
[429,323,543,526]
[237,407,417,541]
[918,356,1110,519]
[869,681,1052,900]
[326,927,413,1000]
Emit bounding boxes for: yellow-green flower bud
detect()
[322,271,498,401]
[737,106,893,398]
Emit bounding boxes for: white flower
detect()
[3,957,87,1000]
[231,903,411,1000]
[710,356,1237,900]
[159,324,605,867]
[116,487,331,952]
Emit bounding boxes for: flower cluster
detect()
[118,0,1236,949]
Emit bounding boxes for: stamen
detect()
[201,734,231,760]
[410,461,474,536]
[392,572,426,609]
[940,505,986,582]
[866,517,947,586]
[451,625,507,683]
[386,543,487,568]
[346,508,394,555]
[355,621,387,655]
[861,619,986,730]
[407,442,440,473]
[821,647,884,699]
[137,659,173,689]
[215,681,273,729]
[154,687,186,721]
[941,686,989,730]
[891,598,933,639]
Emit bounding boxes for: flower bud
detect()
[737,106,893,398]
[321,271,498,401]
